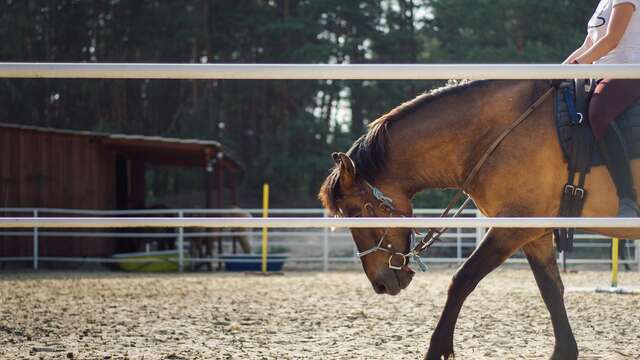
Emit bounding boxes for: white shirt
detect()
[588,0,640,63]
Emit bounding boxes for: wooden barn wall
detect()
[0,127,116,257]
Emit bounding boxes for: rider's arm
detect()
[563,35,593,64]
[575,2,636,64]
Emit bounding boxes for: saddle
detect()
[554,80,640,252]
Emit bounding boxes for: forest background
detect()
[0,0,594,208]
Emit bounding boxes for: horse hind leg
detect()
[189,239,201,271]
[205,238,214,271]
[522,235,578,360]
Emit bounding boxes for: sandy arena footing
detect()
[1,268,639,359]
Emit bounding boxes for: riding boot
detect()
[597,123,640,217]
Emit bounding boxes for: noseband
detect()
[355,228,408,270]
[339,86,554,272]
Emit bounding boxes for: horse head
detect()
[319,152,414,295]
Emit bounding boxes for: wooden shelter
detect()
[0,123,242,258]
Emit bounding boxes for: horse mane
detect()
[319,80,491,213]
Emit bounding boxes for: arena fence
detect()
[2,63,640,80]
[0,208,638,272]
[1,62,640,272]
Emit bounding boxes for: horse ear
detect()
[335,152,356,188]
[331,152,341,164]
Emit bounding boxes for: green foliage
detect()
[426,0,594,62]
[0,0,597,208]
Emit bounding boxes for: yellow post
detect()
[261,183,269,273]
[611,238,619,288]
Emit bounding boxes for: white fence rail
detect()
[3,63,640,80]
[4,217,640,228]
[0,208,638,272]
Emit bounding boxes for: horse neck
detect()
[377,80,542,197]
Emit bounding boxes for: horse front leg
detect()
[425,228,541,360]
[523,235,578,360]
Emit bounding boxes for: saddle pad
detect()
[555,85,640,166]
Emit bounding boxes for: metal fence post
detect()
[178,211,184,272]
[353,242,358,264]
[474,210,485,248]
[636,239,640,272]
[33,210,38,270]
[323,211,329,272]
[456,226,462,264]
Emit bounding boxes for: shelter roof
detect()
[0,122,242,172]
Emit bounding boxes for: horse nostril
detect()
[374,283,386,294]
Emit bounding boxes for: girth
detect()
[554,79,595,253]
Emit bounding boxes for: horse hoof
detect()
[550,344,578,360]
[424,348,454,360]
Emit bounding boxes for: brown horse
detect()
[190,207,252,270]
[318,80,640,360]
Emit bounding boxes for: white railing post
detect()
[323,210,329,272]
[475,210,485,248]
[456,226,462,264]
[178,211,184,272]
[636,239,640,272]
[353,240,358,264]
[33,209,38,270]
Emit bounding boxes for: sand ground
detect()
[1,268,639,359]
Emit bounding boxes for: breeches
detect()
[589,79,640,140]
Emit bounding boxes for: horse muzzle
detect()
[372,267,414,295]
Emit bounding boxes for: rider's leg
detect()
[589,79,640,217]
[597,123,640,216]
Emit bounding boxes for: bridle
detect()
[338,181,417,271]
[338,180,433,272]
[338,86,554,272]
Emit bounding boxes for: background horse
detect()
[190,207,252,270]
[319,80,640,360]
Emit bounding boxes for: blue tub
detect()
[220,255,287,272]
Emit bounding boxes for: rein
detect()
[350,86,555,272]
[411,86,555,257]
